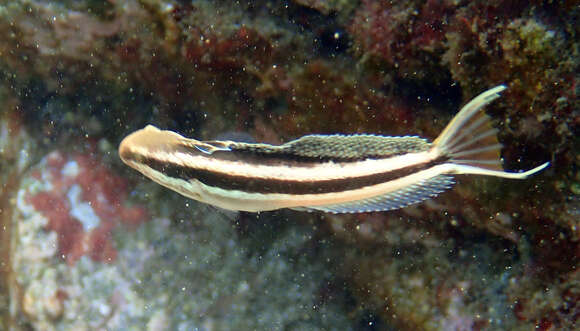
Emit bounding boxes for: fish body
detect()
[119,86,549,213]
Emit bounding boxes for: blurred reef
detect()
[0,0,578,330]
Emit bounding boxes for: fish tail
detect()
[433,85,549,179]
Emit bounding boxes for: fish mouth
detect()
[118,131,139,165]
[118,125,177,164]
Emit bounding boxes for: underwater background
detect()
[0,0,578,330]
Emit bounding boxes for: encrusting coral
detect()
[0,0,578,329]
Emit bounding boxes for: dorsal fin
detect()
[231,135,431,161]
[285,135,430,159]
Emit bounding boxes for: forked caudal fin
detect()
[433,85,550,179]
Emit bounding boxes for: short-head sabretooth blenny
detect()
[119,85,549,213]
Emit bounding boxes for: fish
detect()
[118,85,549,213]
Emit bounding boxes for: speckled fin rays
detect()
[118,85,549,213]
[296,85,549,213]
[291,175,456,213]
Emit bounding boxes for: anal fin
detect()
[293,175,455,213]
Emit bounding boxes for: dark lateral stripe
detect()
[199,149,324,168]
[139,154,449,194]
[173,144,321,168]
[175,141,427,165]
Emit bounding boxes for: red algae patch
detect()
[25,151,148,265]
[9,148,351,330]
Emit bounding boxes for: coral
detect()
[442,0,579,293]
[25,151,148,265]
[508,268,580,330]
[292,0,355,16]
[442,4,578,166]
[11,159,352,329]
[349,0,457,81]
[126,214,351,330]
[0,0,313,139]
[444,12,564,100]
[264,60,415,139]
[340,231,524,330]
[0,0,578,330]
[0,91,36,331]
